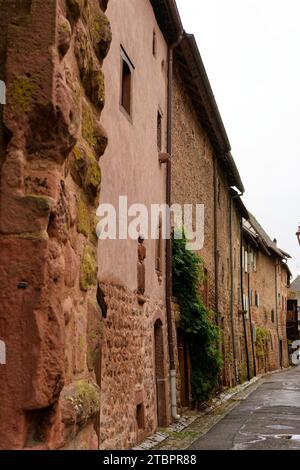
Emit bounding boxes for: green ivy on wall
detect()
[173,232,223,403]
[255,326,271,358]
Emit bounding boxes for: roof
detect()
[150,1,245,193]
[175,33,245,193]
[150,0,183,44]
[290,275,300,292]
[230,189,249,219]
[245,212,291,260]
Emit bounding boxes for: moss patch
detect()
[11,76,34,114]
[25,194,52,213]
[66,379,100,425]
[256,326,271,358]
[85,6,112,60]
[83,69,105,110]
[82,104,96,149]
[71,142,101,199]
[84,154,101,199]
[80,245,97,291]
[77,198,91,238]
[82,103,108,158]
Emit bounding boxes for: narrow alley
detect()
[190,366,300,450]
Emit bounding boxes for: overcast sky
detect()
[176,0,300,279]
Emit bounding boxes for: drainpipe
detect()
[229,194,239,382]
[275,259,281,367]
[213,158,219,316]
[166,31,183,421]
[247,265,256,378]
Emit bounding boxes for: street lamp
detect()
[297,224,300,246]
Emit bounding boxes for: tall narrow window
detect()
[157,111,162,151]
[136,403,145,430]
[120,47,133,117]
[152,30,157,57]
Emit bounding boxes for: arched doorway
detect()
[154,320,167,427]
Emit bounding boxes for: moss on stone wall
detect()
[77,198,91,238]
[84,154,101,200]
[11,76,34,114]
[256,326,271,358]
[65,379,100,425]
[80,245,97,291]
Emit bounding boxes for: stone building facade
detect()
[0,0,111,450]
[98,0,175,450]
[242,214,290,375]
[287,276,300,343]
[170,33,250,398]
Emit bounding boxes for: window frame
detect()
[120,46,134,121]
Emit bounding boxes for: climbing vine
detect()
[255,326,271,358]
[173,232,223,403]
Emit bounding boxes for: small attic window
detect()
[120,47,134,118]
[152,30,157,57]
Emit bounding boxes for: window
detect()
[136,403,145,430]
[120,47,134,117]
[243,294,249,319]
[157,111,162,151]
[255,291,260,307]
[271,309,275,323]
[152,30,157,57]
[253,252,257,272]
[244,250,248,273]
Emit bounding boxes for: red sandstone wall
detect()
[0,0,111,450]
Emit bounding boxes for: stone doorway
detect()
[154,320,167,427]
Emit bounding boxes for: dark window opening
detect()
[121,61,131,115]
[153,30,157,57]
[157,111,162,151]
[136,403,145,430]
[271,309,275,323]
[120,49,133,117]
